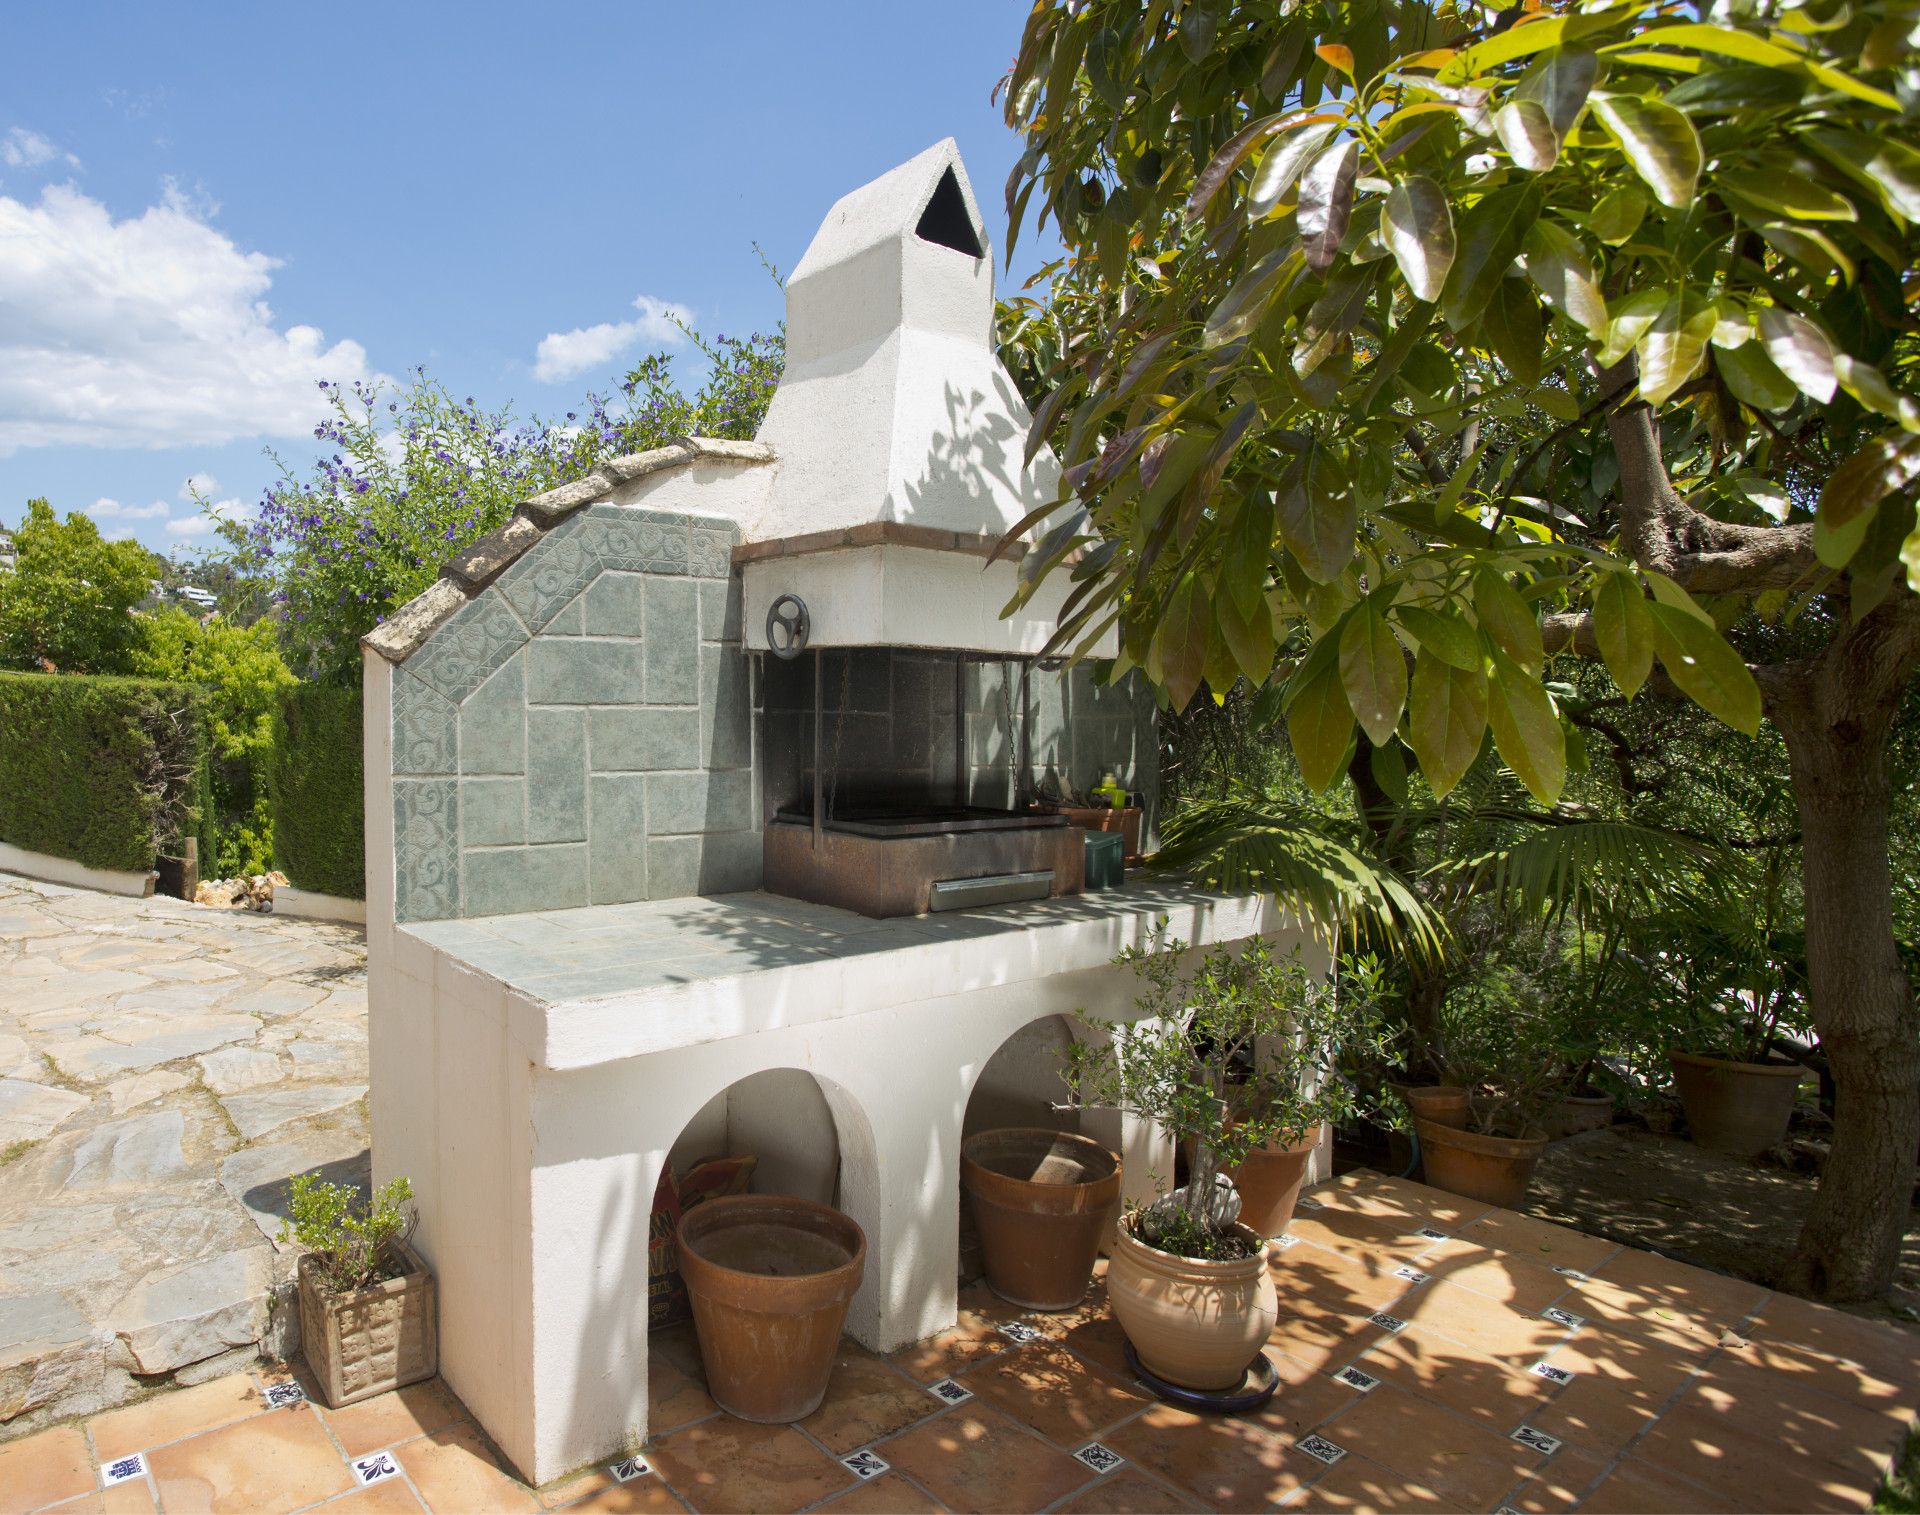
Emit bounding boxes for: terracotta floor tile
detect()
[1525,1374,1670,1454]
[1418,1249,1568,1315]
[799,1345,945,1454]
[1495,1444,1611,1512]
[553,1476,688,1513]
[1105,1402,1319,1509]
[1630,1400,1882,1512]
[1314,1383,1543,1511]
[810,1472,945,1512]
[881,1404,1091,1513]
[1283,1449,1467,1512]
[1267,1304,1390,1375]
[1056,1307,1136,1380]
[1251,1370,1361,1446]
[146,1401,353,1514]
[1053,1467,1207,1513]
[1285,1210,1433,1264]
[647,1355,718,1437]
[1552,1274,1726,1356]
[1454,1210,1617,1275]
[959,1340,1152,1449]
[1273,1240,1417,1312]
[1581,1456,1742,1513]
[1394,1281,1567,1367]
[646,1418,850,1514]
[955,1282,1065,1337]
[1315,1172,1492,1233]
[1743,1292,1920,1388]
[887,1316,1016,1383]
[87,1374,265,1459]
[1534,1329,1703,1402]
[322,1378,471,1458]
[316,1480,429,1512]
[101,1483,155,1515]
[1670,1362,1912,1482]
[647,1326,707,1385]
[1588,1249,1769,1335]
[0,1425,93,1515]
[1350,1326,1555,1429]
[394,1422,539,1514]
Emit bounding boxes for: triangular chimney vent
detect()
[915,166,984,257]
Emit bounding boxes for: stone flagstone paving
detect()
[0,872,369,1435]
[3,1170,1915,1513]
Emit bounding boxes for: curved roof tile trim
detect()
[361,436,774,664]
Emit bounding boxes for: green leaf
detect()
[1596,288,1663,367]
[1648,602,1761,735]
[1395,604,1483,670]
[1248,121,1340,219]
[1380,175,1456,303]
[1494,99,1559,171]
[1440,184,1540,331]
[1299,138,1361,272]
[1756,307,1838,404]
[1486,646,1566,804]
[1807,129,1920,221]
[1637,290,1716,406]
[1904,515,1920,596]
[1590,92,1702,209]
[1224,491,1275,619]
[1716,169,1857,223]
[1523,221,1608,338]
[1587,184,1648,245]
[1758,223,1855,286]
[1627,21,1899,110]
[1339,598,1409,745]
[1216,577,1278,687]
[1480,278,1543,386]
[1474,568,1544,674]
[1514,45,1600,138]
[1293,262,1374,376]
[1715,341,1798,413]
[1592,571,1654,698]
[1817,432,1920,567]
[1285,653,1356,792]
[1275,440,1357,584]
[1204,246,1303,348]
[1407,649,1489,797]
[1188,109,1314,221]
[1156,573,1208,709]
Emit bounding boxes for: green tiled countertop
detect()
[396,880,1280,1070]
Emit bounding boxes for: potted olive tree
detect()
[1417,987,1566,1208]
[282,1175,436,1408]
[1064,932,1392,1392]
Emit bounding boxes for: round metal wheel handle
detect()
[765,593,810,660]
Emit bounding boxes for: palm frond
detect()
[1448,816,1731,924]
[1151,799,1445,963]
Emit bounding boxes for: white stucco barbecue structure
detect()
[361,141,1309,1485]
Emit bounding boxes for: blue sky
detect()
[0,2,1046,554]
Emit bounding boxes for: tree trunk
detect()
[1767,629,1920,1301]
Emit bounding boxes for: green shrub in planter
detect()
[0,671,209,871]
[269,683,364,898]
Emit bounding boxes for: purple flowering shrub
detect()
[223,325,783,683]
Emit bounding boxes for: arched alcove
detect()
[963,1013,1081,1142]
[668,1067,843,1205]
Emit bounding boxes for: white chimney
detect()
[739,140,1111,659]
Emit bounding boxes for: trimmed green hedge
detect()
[270,683,364,898]
[0,672,210,872]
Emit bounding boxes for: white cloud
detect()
[180,472,218,501]
[165,497,254,538]
[1,128,79,171]
[533,294,689,384]
[86,496,169,521]
[0,184,383,456]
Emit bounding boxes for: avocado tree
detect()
[998,0,1920,1298]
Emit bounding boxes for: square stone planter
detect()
[296,1242,437,1408]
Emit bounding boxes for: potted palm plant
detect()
[1416,983,1565,1209]
[1063,932,1393,1392]
[282,1175,436,1408]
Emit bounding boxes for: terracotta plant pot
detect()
[296,1241,437,1409]
[1106,1214,1277,1391]
[1405,1085,1470,1129]
[1223,1125,1321,1239]
[1414,1117,1548,1209]
[1545,1091,1615,1140]
[1669,1050,1807,1158]
[961,1128,1121,1311]
[676,1194,866,1423]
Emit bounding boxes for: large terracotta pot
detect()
[961,1128,1121,1311]
[1223,1125,1321,1239]
[1405,1085,1471,1129]
[676,1194,865,1423]
[1669,1050,1806,1158]
[1106,1215,1277,1391]
[1414,1117,1548,1209]
[1545,1090,1615,1140]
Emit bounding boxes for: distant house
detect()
[177,586,217,608]
[0,531,14,572]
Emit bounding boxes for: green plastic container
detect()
[1083,830,1125,891]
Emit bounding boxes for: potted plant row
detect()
[1026,933,1394,1392]
[283,1175,437,1408]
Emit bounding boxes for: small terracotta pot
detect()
[1106,1215,1276,1392]
[961,1129,1122,1310]
[1414,1117,1548,1209]
[676,1194,865,1423]
[1545,1091,1615,1140]
[1669,1050,1806,1158]
[1223,1125,1321,1239]
[1405,1085,1471,1129]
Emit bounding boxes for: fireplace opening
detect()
[914,166,984,258]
